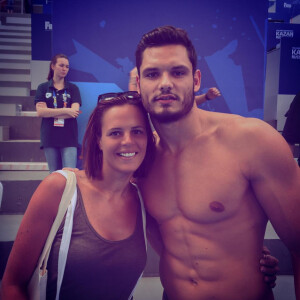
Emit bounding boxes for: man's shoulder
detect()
[224,115,286,155]
[209,111,266,128]
[206,111,264,132]
[206,112,276,145]
[236,116,276,138]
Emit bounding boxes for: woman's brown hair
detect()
[82,94,156,179]
[47,53,69,81]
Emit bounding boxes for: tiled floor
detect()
[0,276,296,300]
[134,277,163,300]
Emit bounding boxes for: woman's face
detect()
[51,57,69,79]
[99,104,148,176]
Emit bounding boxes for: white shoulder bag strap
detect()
[54,170,77,300]
[36,170,76,276]
[28,170,76,300]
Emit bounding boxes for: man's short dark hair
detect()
[135,25,197,74]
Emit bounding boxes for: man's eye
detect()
[145,72,159,78]
[173,71,185,77]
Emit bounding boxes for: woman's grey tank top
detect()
[46,187,147,300]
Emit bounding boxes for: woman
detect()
[1,92,155,299]
[35,54,82,173]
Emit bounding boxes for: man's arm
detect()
[247,120,300,299]
[128,67,138,91]
[36,102,80,119]
[195,87,221,105]
[287,143,296,156]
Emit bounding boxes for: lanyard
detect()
[53,90,67,108]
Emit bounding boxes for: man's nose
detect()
[159,73,173,92]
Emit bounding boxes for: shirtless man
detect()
[134,26,300,300]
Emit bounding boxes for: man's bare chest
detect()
[141,148,251,224]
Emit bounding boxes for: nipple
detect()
[209,201,225,213]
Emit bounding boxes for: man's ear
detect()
[193,69,201,93]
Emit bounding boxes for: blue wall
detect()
[50,0,268,142]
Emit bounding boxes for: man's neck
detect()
[152,105,205,153]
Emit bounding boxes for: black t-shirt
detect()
[34,79,82,148]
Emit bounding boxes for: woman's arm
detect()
[36,102,80,119]
[0,173,67,300]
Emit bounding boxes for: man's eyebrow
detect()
[141,65,190,76]
[142,67,159,74]
[171,65,189,70]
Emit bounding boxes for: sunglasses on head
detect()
[97,91,140,103]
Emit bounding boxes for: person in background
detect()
[135,25,300,300]
[282,92,300,167]
[129,66,221,106]
[35,54,82,173]
[6,0,14,13]
[0,93,156,299]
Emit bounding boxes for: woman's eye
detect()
[132,129,144,135]
[109,131,121,136]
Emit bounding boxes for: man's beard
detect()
[148,89,195,124]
